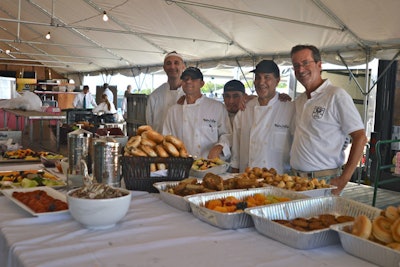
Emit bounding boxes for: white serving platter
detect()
[2,187,69,216]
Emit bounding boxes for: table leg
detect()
[15,116,20,130]
[3,110,6,128]
[56,120,60,152]
[29,119,33,145]
[39,120,43,145]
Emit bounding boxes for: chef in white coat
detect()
[163,67,232,160]
[230,60,294,174]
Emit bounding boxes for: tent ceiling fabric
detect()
[0,0,400,77]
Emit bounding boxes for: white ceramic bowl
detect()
[67,187,131,229]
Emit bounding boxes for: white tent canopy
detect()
[0,0,400,81]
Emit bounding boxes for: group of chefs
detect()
[146,45,368,196]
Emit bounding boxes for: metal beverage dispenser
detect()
[67,125,93,189]
[92,136,120,187]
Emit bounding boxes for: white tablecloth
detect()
[0,164,378,267]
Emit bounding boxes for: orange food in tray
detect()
[205,193,291,213]
[3,149,50,160]
[12,190,68,213]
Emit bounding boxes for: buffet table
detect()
[2,109,66,151]
[0,166,378,267]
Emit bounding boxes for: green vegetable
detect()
[21,178,39,188]
[42,179,64,187]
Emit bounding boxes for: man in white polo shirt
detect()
[290,44,367,195]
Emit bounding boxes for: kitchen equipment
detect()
[92,135,120,187]
[67,124,92,189]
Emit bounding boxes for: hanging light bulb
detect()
[103,11,109,22]
[45,32,51,40]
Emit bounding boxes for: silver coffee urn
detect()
[92,135,120,187]
[67,125,93,189]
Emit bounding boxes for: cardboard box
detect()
[0,131,22,144]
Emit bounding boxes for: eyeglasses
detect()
[292,60,317,70]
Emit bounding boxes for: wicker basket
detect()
[121,156,194,193]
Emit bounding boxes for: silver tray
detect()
[331,223,400,267]
[186,187,309,229]
[245,196,381,250]
[153,180,202,212]
[276,185,336,198]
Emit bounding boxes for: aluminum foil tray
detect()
[186,187,309,230]
[153,180,202,212]
[245,196,381,250]
[331,223,400,267]
[293,186,336,197]
[263,184,336,198]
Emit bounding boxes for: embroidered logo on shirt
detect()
[312,106,325,119]
[274,123,289,129]
[203,118,217,132]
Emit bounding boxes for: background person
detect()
[93,94,117,123]
[223,80,291,126]
[72,85,97,109]
[103,83,114,104]
[146,51,186,133]
[223,79,247,125]
[163,67,232,160]
[290,44,367,195]
[121,85,132,119]
[230,60,294,174]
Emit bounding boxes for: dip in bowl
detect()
[67,184,131,229]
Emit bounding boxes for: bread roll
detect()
[140,145,158,157]
[391,218,400,242]
[163,141,180,157]
[155,144,169,157]
[150,163,157,172]
[165,135,184,149]
[127,135,141,148]
[137,125,152,135]
[157,163,167,170]
[141,138,156,148]
[130,147,148,157]
[372,216,394,244]
[351,215,372,239]
[142,130,164,144]
[179,144,189,158]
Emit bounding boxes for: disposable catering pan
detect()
[287,185,337,198]
[186,187,309,230]
[331,223,400,267]
[245,196,381,250]
[153,180,202,212]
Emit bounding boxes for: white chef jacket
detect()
[146,83,185,133]
[163,95,232,160]
[231,93,294,174]
[290,79,365,171]
[72,92,97,109]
